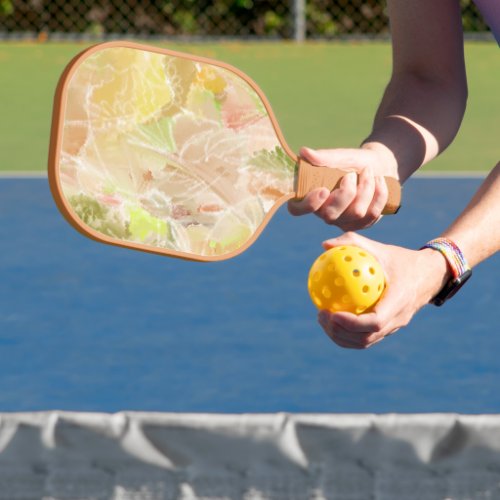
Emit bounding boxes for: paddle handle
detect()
[294,158,401,215]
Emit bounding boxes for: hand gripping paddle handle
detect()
[294,158,401,215]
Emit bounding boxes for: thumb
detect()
[322,231,369,250]
[299,147,365,170]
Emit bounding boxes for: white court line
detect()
[414,170,487,179]
[0,171,47,178]
[0,170,489,179]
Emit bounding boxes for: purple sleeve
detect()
[473,0,500,44]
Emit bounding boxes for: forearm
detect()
[441,162,500,267]
[363,73,467,181]
[413,163,500,307]
[361,0,467,182]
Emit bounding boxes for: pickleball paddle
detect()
[48,41,401,262]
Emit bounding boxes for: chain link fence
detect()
[0,0,491,40]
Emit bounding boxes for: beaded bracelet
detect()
[421,238,470,278]
[420,237,472,306]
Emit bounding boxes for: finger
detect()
[328,327,382,349]
[330,325,372,348]
[322,231,370,250]
[319,309,393,349]
[299,147,332,167]
[330,311,385,335]
[332,299,402,340]
[385,328,400,336]
[361,327,400,348]
[321,324,365,349]
[288,188,330,216]
[331,317,392,349]
[319,311,374,349]
[339,213,383,232]
[316,172,358,224]
[318,310,333,330]
[363,335,386,348]
[365,176,389,220]
[327,167,378,231]
[343,166,376,220]
[330,336,365,349]
[299,147,370,170]
[322,173,390,231]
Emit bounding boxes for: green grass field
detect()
[0,41,497,173]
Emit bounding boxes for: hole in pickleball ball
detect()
[333,303,342,311]
[362,285,369,293]
[352,269,360,277]
[356,306,366,314]
[369,267,375,275]
[327,264,335,272]
[359,251,367,257]
[342,295,351,304]
[322,286,332,299]
[313,271,321,282]
[334,277,344,287]
[344,256,352,262]
[378,284,382,291]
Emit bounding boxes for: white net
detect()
[1,412,500,499]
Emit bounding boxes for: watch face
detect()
[432,269,472,306]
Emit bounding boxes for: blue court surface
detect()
[0,176,498,413]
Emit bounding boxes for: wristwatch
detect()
[421,238,472,306]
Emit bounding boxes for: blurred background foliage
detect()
[0,0,490,39]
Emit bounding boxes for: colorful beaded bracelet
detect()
[420,237,472,306]
[421,238,470,278]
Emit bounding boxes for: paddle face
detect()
[49,42,297,262]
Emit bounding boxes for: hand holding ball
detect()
[308,245,385,314]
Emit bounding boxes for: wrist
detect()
[361,141,399,178]
[420,238,472,306]
[418,248,452,302]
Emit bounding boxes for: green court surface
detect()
[0,41,497,173]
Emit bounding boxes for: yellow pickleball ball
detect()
[308,245,385,314]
